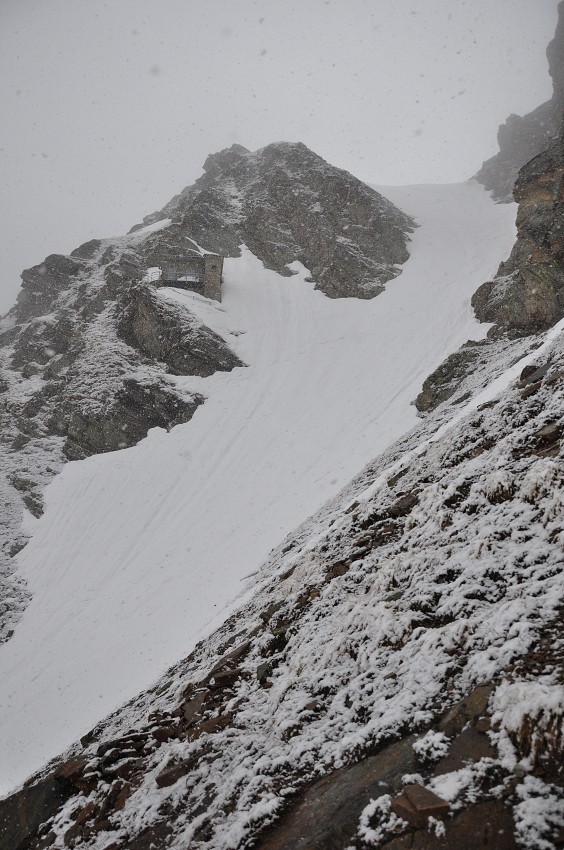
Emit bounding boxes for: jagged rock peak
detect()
[475,1,564,201]
[154,140,415,300]
[202,142,251,174]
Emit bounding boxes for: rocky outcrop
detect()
[137,141,415,299]
[475,1,564,201]
[63,380,204,460]
[15,254,84,319]
[472,137,564,337]
[0,773,71,850]
[415,341,489,413]
[117,284,243,377]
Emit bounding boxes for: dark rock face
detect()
[255,736,419,850]
[117,284,242,377]
[0,774,71,850]
[63,380,204,460]
[16,254,83,319]
[139,141,415,299]
[475,1,564,201]
[415,341,487,412]
[472,136,564,337]
[474,102,560,204]
[380,801,518,850]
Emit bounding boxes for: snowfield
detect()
[0,181,518,795]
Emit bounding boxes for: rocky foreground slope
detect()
[1,297,562,850]
[0,143,413,644]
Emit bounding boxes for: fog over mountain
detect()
[0,0,559,314]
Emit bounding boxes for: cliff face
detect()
[474,1,564,202]
[139,141,415,299]
[471,136,564,337]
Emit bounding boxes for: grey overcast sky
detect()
[0,0,559,314]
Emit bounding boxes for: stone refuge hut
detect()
[145,248,223,302]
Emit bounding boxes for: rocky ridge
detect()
[474,0,563,202]
[137,141,415,299]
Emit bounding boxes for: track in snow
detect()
[0,181,516,794]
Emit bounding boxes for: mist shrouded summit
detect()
[0,0,559,316]
[135,142,414,299]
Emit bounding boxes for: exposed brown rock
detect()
[437,684,494,738]
[0,775,71,850]
[186,713,233,741]
[390,792,422,827]
[433,727,496,776]
[390,785,449,828]
[53,757,89,784]
[381,800,517,849]
[155,761,191,788]
[253,735,419,850]
[208,668,241,689]
[182,690,208,725]
[73,801,98,826]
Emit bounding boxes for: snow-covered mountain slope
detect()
[0,181,518,796]
[0,141,413,647]
[5,281,563,850]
